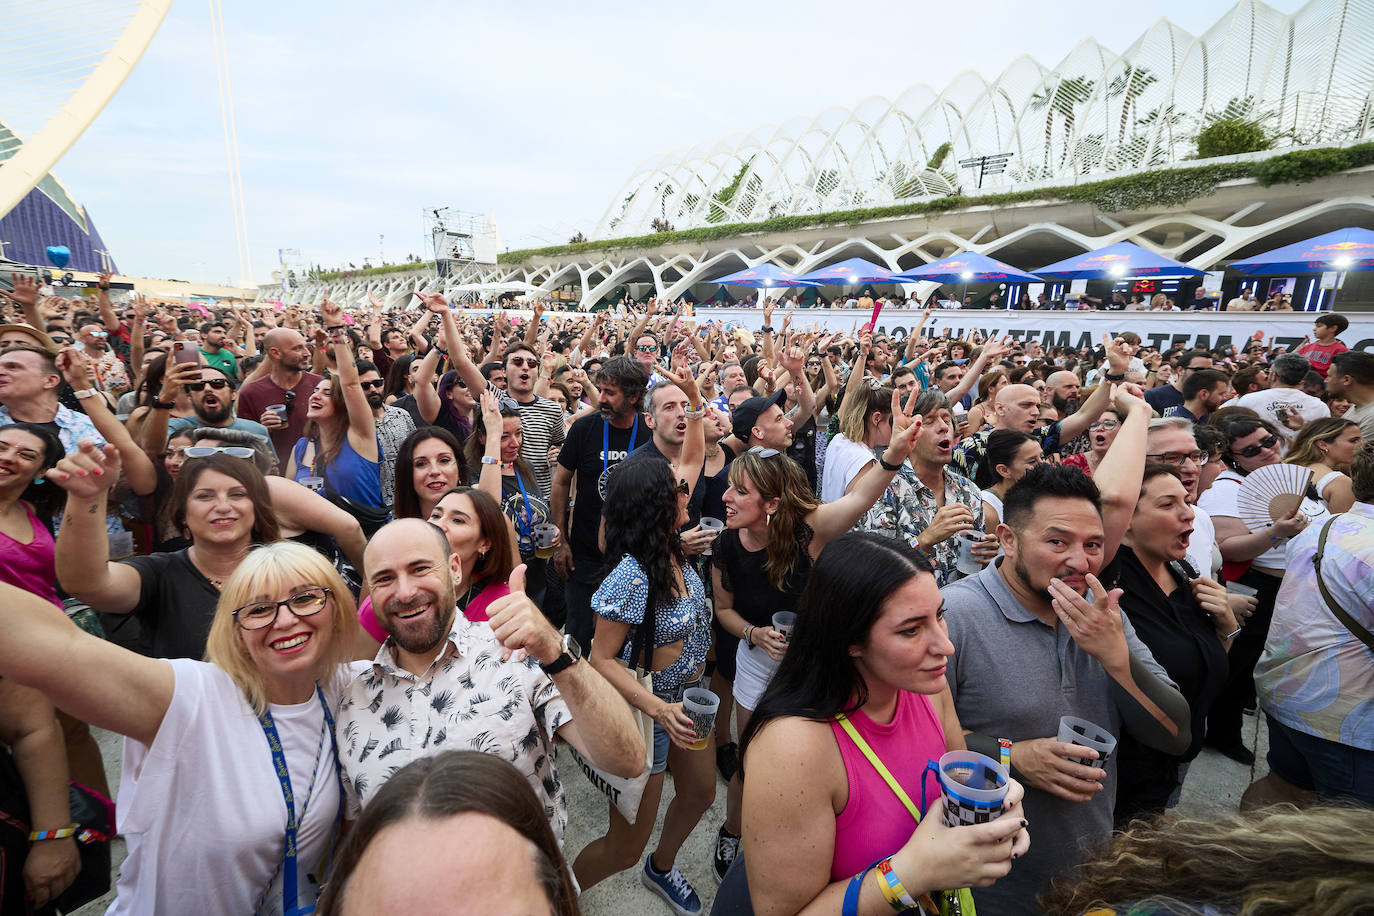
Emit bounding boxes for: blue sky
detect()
[52,0,1300,287]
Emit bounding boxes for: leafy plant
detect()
[1195,116,1272,158]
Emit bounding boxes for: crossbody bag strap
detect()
[1313,518,1374,655]
[834,713,921,823]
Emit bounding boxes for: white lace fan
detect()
[1236,464,1313,533]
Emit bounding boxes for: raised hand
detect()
[1046,573,1128,670]
[319,291,344,327]
[56,347,96,390]
[368,289,385,312]
[485,565,564,666]
[659,360,701,407]
[884,387,923,462]
[480,389,503,430]
[2,273,39,308]
[1103,333,1135,375]
[46,440,122,500]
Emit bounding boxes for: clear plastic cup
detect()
[1058,715,1117,767]
[266,404,287,420]
[1224,582,1258,599]
[772,611,796,645]
[956,531,983,576]
[301,476,325,492]
[698,517,725,555]
[936,750,1010,826]
[533,523,558,559]
[682,688,719,751]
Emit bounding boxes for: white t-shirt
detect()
[1231,389,1329,442]
[821,433,876,503]
[1197,469,1328,571]
[111,659,350,916]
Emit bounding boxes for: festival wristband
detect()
[876,859,918,911]
[842,868,868,916]
[29,824,79,842]
[998,736,1012,769]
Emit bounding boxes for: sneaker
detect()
[716,741,739,782]
[641,856,703,915]
[712,824,741,885]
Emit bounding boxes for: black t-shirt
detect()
[620,438,706,528]
[786,415,819,493]
[1104,546,1229,820]
[119,549,221,659]
[712,522,813,628]
[557,412,646,562]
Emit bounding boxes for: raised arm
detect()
[2,273,46,329]
[523,301,544,349]
[622,300,655,357]
[95,271,121,333]
[58,348,157,495]
[51,443,145,614]
[1058,335,1132,443]
[476,390,505,505]
[1092,384,1150,565]
[321,296,376,456]
[407,307,434,355]
[809,388,923,549]
[660,356,704,497]
[947,339,1009,405]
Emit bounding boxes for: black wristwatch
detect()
[760,326,774,334]
[540,634,582,676]
[151,397,176,410]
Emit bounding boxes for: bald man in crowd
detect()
[236,327,321,458]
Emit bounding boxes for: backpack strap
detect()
[1313,517,1374,655]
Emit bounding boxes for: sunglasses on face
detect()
[1146,450,1209,467]
[1231,434,1279,459]
[507,356,536,368]
[232,587,330,631]
[185,379,232,392]
[635,345,657,353]
[360,379,386,390]
[184,446,255,459]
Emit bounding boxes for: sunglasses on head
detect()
[748,446,782,458]
[185,379,232,392]
[1231,434,1279,458]
[674,478,690,496]
[184,446,255,459]
[499,397,521,412]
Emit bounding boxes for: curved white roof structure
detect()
[595,0,1374,239]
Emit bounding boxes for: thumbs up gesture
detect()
[484,564,563,666]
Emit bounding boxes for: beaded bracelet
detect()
[29,824,79,842]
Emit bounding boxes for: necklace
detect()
[705,445,721,460]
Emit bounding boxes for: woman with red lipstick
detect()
[720,532,1030,914]
[1102,464,1235,823]
[0,541,364,914]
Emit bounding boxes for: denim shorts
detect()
[1265,713,1374,806]
[651,673,705,775]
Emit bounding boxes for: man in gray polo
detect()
[943,463,1190,909]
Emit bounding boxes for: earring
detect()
[765,512,773,527]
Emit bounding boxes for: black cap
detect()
[731,390,786,442]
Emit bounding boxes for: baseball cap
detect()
[730,390,786,442]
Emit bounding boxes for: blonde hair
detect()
[1040,805,1374,916]
[204,541,362,714]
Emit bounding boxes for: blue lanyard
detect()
[257,685,339,916]
[512,469,534,538]
[602,415,640,481]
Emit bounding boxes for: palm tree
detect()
[1030,75,1097,173]
[1107,66,1159,146]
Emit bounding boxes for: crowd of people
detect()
[0,272,1370,915]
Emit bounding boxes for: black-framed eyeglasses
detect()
[185,379,232,392]
[1088,420,1120,432]
[1231,434,1279,459]
[748,446,781,458]
[232,587,331,630]
[359,379,386,390]
[1146,450,1209,467]
[184,446,255,459]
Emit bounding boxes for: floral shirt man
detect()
[336,617,573,841]
[858,459,985,586]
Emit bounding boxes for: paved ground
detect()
[73,709,1266,914]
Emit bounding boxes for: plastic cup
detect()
[698,517,725,555]
[682,688,719,751]
[1058,715,1117,767]
[936,750,1010,827]
[266,404,287,420]
[533,522,558,559]
[301,476,325,493]
[955,531,983,576]
[772,611,796,645]
[1224,582,1258,599]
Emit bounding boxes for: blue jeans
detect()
[1265,714,1374,806]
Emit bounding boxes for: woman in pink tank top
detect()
[0,424,65,608]
[725,533,1030,915]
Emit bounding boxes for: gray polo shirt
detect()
[943,559,1173,909]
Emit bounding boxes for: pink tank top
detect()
[829,691,946,881]
[0,504,62,609]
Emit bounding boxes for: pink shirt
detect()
[357,580,513,641]
[829,691,947,881]
[0,503,62,609]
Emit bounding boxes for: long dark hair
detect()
[433,487,515,591]
[317,750,579,916]
[437,370,473,435]
[601,456,684,663]
[739,532,932,775]
[170,454,280,543]
[136,352,170,409]
[383,352,416,400]
[393,427,469,520]
[2,422,65,521]
[975,428,1038,489]
[465,399,535,484]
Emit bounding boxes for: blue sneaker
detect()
[641,855,703,915]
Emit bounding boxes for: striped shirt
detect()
[488,383,565,497]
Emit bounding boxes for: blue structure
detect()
[0,139,117,273]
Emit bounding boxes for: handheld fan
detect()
[1235,464,1313,533]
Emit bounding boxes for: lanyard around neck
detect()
[512,469,534,537]
[256,685,339,915]
[603,415,640,481]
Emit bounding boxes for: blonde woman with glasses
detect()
[0,541,364,914]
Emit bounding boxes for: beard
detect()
[1052,394,1080,415]
[365,391,384,410]
[1013,553,1055,604]
[197,399,233,424]
[383,583,457,654]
